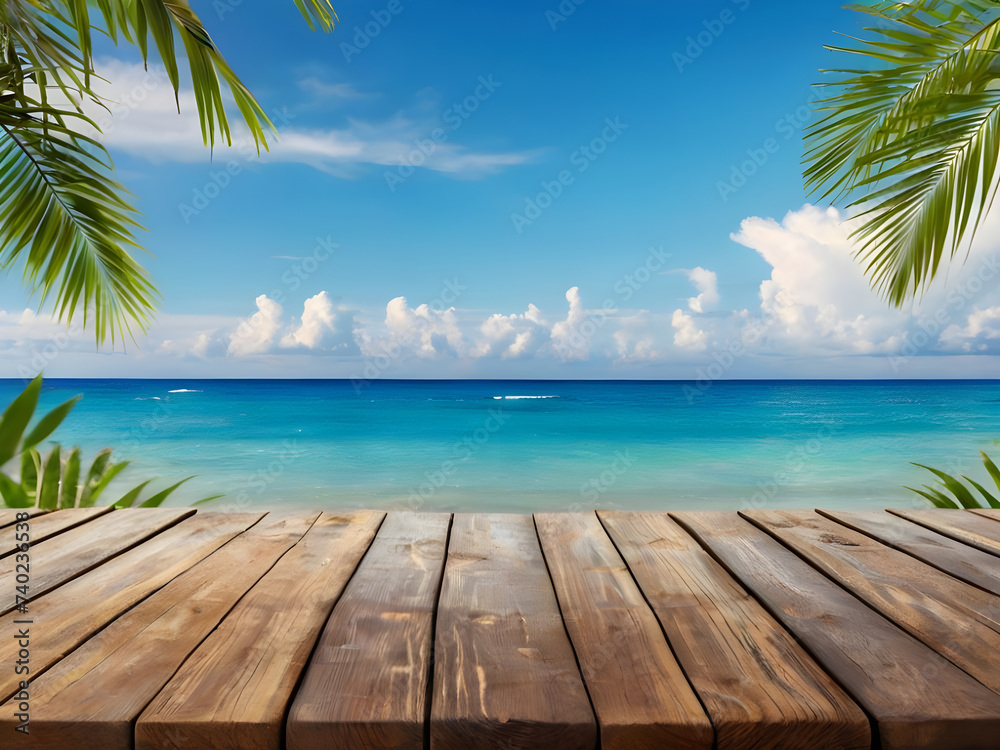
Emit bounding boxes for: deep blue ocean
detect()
[2,379,999,513]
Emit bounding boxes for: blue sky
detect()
[4,0,1000,379]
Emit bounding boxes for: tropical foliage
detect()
[906,449,1000,508]
[805,0,1000,306]
[0,375,220,508]
[0,0,336,345]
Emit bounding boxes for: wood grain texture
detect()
[0,511,264,703]
[137,510,385,750]
[0,508,47,529]
[0,512,319,749]
[0,507,192,615]
[0,507,112,561]
[745,509,1000,696]
[675,511,1000,750]
[820,509,1000,595]
[600,511,869,750]
[287,512,450,750]
[430,514,596,750]
[889,508,1000,556]
[535,512,712,750]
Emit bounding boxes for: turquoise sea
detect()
[3,379,999,513]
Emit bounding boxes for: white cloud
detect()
[378,296,465,358]
[671,309,707,351]
[82,58,535,178]
[227,295,284,357]
[686,267,719,313]
[940,307,1000,352]
[473,303,547,359]
[614,312,666,363]
[280,291,359,354]
[550,287,591,361]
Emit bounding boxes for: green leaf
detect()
[963,475,1000,509]
[19,448,39,503]
[981,450,1000,492]
[38,444,61,509]
[59,446,81,508]
[79,453,129,507]
[22,395,81,452]
[138,476,193,508]
[906,484,960,509]
[0,471,30,508]
[0,374,41,466]
[113,479,152,508]
[193,494,224,506]
[912,462,981,508]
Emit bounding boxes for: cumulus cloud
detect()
[379,296,465,358]
[940,307,1000,352]
[686,267,719,313]
[227,295,284,357]
[473,304,547,359]
[280,291,359,354]
[550,287,591,361]
[732,205,910,355]
[614,312,666,363]
[671,309,707,351]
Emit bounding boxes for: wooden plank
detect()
[970,509,1000,521]
[137,510,385,750]
[0,511,320,749]
[599,511,869,750]
[674,511,1000,750]
[535,512,713,750]
[0,507,192,615]
[820,509,1000,596]
[744,509,1000,696]
[0,508,47,529]
[889,508,1000,557]
[0,511,265,703]
[430,514,596,750]
[287,512,450,750]
[0,507,113,561]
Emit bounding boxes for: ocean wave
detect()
[168,389,203,393]
[134,397,162,401]
[490,395,558,400]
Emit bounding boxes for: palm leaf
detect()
[805,0,1000,306]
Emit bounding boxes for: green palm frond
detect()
[0,0,336,343]
[805,0,1000,307]
[0,102,157,344]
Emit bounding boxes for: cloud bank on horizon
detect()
[6,204,1000,380]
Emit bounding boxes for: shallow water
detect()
[4,379,998,513]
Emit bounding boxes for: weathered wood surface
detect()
[430,514,597,749]
[3,508,1000,749]
[287,512,449,750]
[0,512,318,748]
[0,507,111,559]
[0,507,192,615]
[601,511,870,750]
[820,509,1000,595]
[675,511,1000,750]
[536,512,713,750]
[138,510,385,750]
[745,509,1000,696]
[890,507,1000,556]
[0,511,264,703]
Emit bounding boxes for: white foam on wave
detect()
[491,395,558,400]
[168,389,203,393]
[134,397,162,401]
